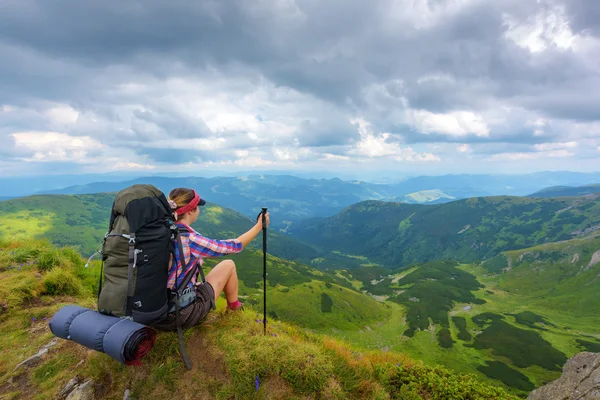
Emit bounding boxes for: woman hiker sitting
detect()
[153,187,270,331]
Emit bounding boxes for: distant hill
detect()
[35,175,397,230]
[0,193,320,263]
[11,171,599,230]
[396,189,456,204]
[528,184,600,198]
[290,195,600,268]
[386,171,600,199]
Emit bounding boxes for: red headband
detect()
[175,190,201,216]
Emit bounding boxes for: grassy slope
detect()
[0,193,320,263]
[488,234,600,318]
[290,195,600,268]
[0,241,517,400]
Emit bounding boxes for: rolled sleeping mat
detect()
[49,305,157,365]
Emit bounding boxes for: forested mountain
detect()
[290,195,600,268]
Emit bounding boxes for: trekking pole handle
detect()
[261,207,267,229]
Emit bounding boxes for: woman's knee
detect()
[221,259,236,272]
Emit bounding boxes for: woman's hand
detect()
[255,211,270,228]
[261,212,270,228]
[238,211,271,248]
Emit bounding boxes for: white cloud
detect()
[46,104,79,127]
[322,153,350,161]
[490,149,574,161]
[502,5,577,53]
[272,147,314,161]
[11,131,103,162]
[457,144,472,153]
[110,161,156,170]
[533,141,578,151]
[349,119,440,161]
[354,133,398,157]
[232,156,275,167]
[408,110,490,137]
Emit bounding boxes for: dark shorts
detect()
[152,282,215,332]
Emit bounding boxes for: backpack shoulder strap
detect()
[172,225,195,371]
[174,228,199,293]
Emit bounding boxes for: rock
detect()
[463,306,472,311]
[13,338,59,371]
[585,250,600,271]
[60,377,81,398]
[13,348,48,371]
[528,352,600,400]
[123,389,132,400]
[65,379,94,400]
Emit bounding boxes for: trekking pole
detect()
[261,207,268,336]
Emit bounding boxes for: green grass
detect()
[264,280,391,331]
[0,240,518,400]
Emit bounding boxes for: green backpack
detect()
[92,184,200,369]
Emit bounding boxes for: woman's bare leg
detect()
[204,259,238,304]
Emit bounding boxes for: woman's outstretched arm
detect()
[237,212,270,248]
[188,212,270,258]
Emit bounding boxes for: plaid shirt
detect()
[168,222,243,290]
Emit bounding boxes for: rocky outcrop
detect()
[13,338,58,371]
[528,352,600,400]
[63,379,94,400]
[585,250,600,271]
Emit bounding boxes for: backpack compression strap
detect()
[125,233,137,317]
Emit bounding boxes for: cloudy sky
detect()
[1,0,599,178]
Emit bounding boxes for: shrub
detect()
[41,269,83,296]
[321,293,333,313]
[38,249,62,272]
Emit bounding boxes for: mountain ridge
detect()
[289,194,600,268]
[528,184,600,198]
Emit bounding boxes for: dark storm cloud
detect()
[564,0,600,35]
[138,148,207,164]
[1,0,595,117]
[131,108,213,139]
[0,0,599,171]
[294,117,361,147]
